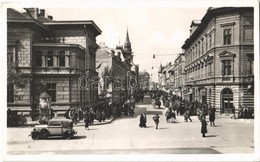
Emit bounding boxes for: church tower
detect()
[124,29,132,59]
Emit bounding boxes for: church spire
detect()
[124,28,132,54]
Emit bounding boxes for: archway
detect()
[221,88,233,113]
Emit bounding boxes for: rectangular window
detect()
[223,60,232,75]
[46,83,56,102]
[198,43,201,57]
[248,60,254,75]
[201,39,204,54]
[47,55,53,67]
[205,36,208,51]
[209,35,212,48]
[223,29,232,45]
[59,54,65,67]
[244,28,253,41]
[36,55,42,67]
[7,84,14,103]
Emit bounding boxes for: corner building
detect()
[7,8,101,114]
[182,7,254,114]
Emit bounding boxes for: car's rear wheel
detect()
[63,132,72,139]
[31,132,40,140]
[40,129,49,138]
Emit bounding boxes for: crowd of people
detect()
[64,92,144,127]
[7,108,27,127]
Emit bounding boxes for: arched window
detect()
[47,50,53,67]
[222,88,233,95]
[59,51,65,67]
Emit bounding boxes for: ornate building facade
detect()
[182,7,254,114]
[7,8,102,115]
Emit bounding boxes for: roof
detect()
[139,71,149,76]
[7,8,32,20]
[7,8,49,31]
[182,7,253,49]
[43,20,102,36]
[33,43,85,51]
[7,8,102,37]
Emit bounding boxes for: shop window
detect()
[46,83,56,102]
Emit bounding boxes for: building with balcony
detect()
[7,8,102,115]
[182,7,254,114]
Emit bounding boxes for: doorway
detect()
[221,88,233,113]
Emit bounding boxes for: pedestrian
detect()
[201,116,208,138]
[84,112,90,130]
[153,113,160,129]
[165,109,171,123]
[209,106,216,126]
[231,106,236,119]
[170,111,176,123]
[184,109,192,122]
[139,113,146,128]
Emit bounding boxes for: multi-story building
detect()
[157,62,175,91]
[173,53,185,99]
[182,7,254,114]
[96,30,135,104]
[138,71,150,91]
[7,8,102,115]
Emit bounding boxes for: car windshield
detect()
[62,122,73,128]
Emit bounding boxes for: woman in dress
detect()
[139,113,146,128]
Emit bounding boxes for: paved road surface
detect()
[7,95,254,155]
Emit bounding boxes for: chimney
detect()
[39,9,45,17]
[25,8,38,19]
[48,15,53,20]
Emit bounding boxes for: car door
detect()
[48,122,63,135]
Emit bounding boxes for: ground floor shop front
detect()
[184,83,254,115]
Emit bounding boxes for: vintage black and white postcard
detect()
[1,0,259,161]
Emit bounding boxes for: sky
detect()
[5,0,256,82]
[44,7,208,82]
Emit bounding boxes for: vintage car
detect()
[30,119,77,140]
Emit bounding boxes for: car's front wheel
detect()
[31,132,40,140]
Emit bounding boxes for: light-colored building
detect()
[96,46,131,104]
[138,71,150,91]
[96,30,136,104]
[173,53,185,98]
[158,63,175,91]
[182,7,254,114]
[7,8,101,115]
